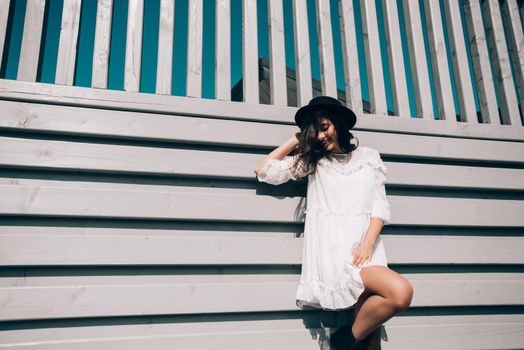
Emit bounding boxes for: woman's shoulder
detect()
[356,146,381,158]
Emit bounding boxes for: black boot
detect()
[329,326,366,349]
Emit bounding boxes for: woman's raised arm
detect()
[253,133,300,175]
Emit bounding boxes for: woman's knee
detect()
[388,280,413,311]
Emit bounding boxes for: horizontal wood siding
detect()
[0,92,523,349]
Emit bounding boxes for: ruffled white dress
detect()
[256,146,391,311]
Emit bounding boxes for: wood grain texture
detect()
[402,0,434,119]
[92,0,113,88]
[0,0,11,68]
[55,0,82,85]
[0,84,523,140]
[186,0,203,97]
[156,0,174,95]
[1,228,523,265]
[443,0,477,123]
[339,0,363,114]
[315,0,337,98]
[242,0,259,103]
[268,0,287,106]
[1,136,523,189]
[0,315,522,349]
[381,0,409,117]
[1,273,522,321]
[361,0,387,115]
[292,1,313,106]
[215,0,231,100]
[1,178,523,226]
[17,0,45,82]
[424,0,455,121]
[482,0,521,125]
[124,0,144,92]
[463,0,500,125]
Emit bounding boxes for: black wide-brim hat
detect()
[295,96,357,130]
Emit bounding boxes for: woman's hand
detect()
[352,242,373,268]
[292,132,301,149]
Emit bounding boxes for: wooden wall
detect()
[0,80,523,349]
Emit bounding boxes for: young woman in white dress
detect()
[254,96,413,349]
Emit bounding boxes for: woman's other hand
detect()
[352,242,373,268]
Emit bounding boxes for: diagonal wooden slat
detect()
[17,0,45,82]
[424,0,455,121]
[91,0,113,89]
[339,0,363,114]
[443,0,477,123]
[482,0,521,125]
[381,0,409,117]
[215,0,231,100]
[463,0,500,125]
[186,0,203,97]
[501,0,524,118]
[315,0,337,98]
[156,0,174,95]
[242,0,259,104]
[268,0,287,106]
[361,0,387,115]
[0,1,11,69]
[292,1,313,106]
[402,0,434,119]
[124,0,144,92]
[55,0,82,85]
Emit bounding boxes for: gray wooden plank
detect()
[1,136,524,190]
[383,314,524,349]
[1,100,524,157]
[186,0,203,98]
[156,0,174,95]
[292,1,313,106]
[361,0,387,115]
[402,0,434,119]
[424,0,455,121]
[0,315,522,349]
[1,82,523,141]
[1,273,522,321]
[315,0,337,98]
[339,0,363,114]
[502,0,524,117]
[55,0,82,85]
[0,178,523,226]
[483,0,521,125]
[215,0,231,100]
[464,0,500,125]
[242,0,258,104]
[443,0,478,123]
[124,0,143,92]
[0,0,9,68]
[1,228,522,265]
[268,0,287,106]
[91,0,113,89]
[381,0,409,117]
[17,0,46,82]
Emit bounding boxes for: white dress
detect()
[256,146,391,311]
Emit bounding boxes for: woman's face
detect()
[316,116,343,152]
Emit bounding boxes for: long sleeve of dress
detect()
[368,148,391,225]
[256,155,310,185]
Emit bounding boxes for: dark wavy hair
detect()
[290,109,359,178]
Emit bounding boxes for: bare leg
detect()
[351,266,413,343]
[353,291,382,349]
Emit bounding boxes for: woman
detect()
[253,96,413,350]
